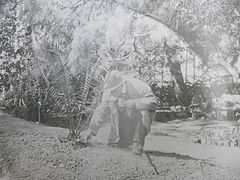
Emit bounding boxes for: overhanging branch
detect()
[113,0,204,61]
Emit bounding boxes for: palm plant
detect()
[38,43,82,138]
[35,42,114,140]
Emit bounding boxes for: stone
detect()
[59,163,65,168]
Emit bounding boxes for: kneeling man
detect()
[85,70,157,155]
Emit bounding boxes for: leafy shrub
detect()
[151,80,212,109]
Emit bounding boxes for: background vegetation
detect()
[1,0,240,136]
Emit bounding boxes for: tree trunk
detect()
[164,42,185,105]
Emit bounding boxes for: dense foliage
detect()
[0,0,240,135]
[0,0,32,89]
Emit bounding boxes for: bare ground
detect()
[0,112,240,180]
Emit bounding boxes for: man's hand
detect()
[81,130,94,143]
[123,99,136,109]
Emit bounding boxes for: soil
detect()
[1,112,240,180]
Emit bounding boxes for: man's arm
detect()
[109,97,120,136]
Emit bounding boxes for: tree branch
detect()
[113,0,204,61]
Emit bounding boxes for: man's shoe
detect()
[131,143,143,155]
[108,143,119,148]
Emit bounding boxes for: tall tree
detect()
[0,0,33,89]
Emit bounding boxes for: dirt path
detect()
[146,120,240,168]
[145,135,240,168]
[1,112,240,180]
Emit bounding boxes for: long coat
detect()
[88,71,157,147]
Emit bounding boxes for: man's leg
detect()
[132,110,153,155]
[84,106,110,142]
